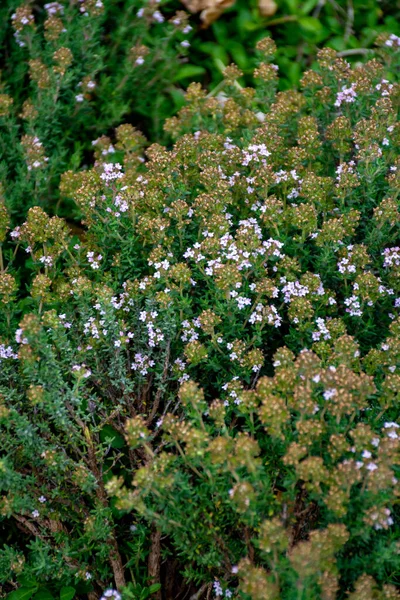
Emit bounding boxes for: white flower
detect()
[334,83,357,107]
[101,591,121,600]
[152,10,164,23]
[235,296,252,310]
[323,388,337,400]
[0,344,18,360]
[213,581,223,597]
[366,462,378,472]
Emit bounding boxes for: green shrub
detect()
[0,37,400,599]
[0,0,195,220]
[1,0,400,226]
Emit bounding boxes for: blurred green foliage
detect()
[187,0,400,89]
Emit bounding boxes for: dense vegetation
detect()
[1,0,399,220]
[0,2,399,600]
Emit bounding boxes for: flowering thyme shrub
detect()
[0,0,196,220]
[1,0,400,225]
[1,38,400,599]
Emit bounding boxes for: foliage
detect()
[187,0,400,89]
[0,35,400,599]
[1,0,400,225]
[0,0,195,221]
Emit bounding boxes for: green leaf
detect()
[32,589,54,600]
[148,584,161,594]
[211,21,229,45]
[8,589,36,600]
[298,16,323,34]
[329,36,347,51]
[299,0,319,15]
[225,41,249,70]
[237,9,259,32]
[168,87,186,111]
[198,42,229,65]
[287,61,302,85]
[17,577,38,590]
[60,587,75,600]
[285,0,300,14]
[172,65,206,82]
[100,425,125,449]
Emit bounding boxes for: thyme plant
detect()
[0,35,400,600]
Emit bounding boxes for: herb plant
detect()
[0,32,400,600]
